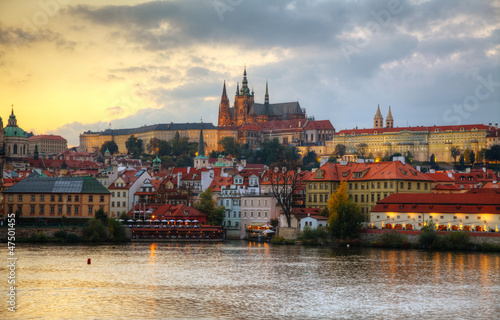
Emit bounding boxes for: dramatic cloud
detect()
[0,0,498,146]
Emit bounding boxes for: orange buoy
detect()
[87,258,91,264]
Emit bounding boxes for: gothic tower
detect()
[374,104,383,129]
[385,106,394,128]
[194,121,208,169]
[233,66,254,126]
[218,80,231,127]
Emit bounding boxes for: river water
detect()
[3,241,500,319]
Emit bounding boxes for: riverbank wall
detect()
[360,229,500,245]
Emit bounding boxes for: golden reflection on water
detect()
[12,244,500,319]
[149,243,157,264]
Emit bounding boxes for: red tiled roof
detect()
[28,135,67,141]
[336,124,490,136]
[425,172,455,183]
[372,192,500,214]
[306,161,432,182]
[304,120,334,130]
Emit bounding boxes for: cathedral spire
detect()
[222,80,227,99]
[264,80,269,106]
[385,106,394,128]
[198,119,205,157]
[240,65,250,95]
[374,104,383,129]
[236,82,240,96]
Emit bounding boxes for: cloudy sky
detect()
[0,0,499,146]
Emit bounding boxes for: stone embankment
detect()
[360,229,500,245]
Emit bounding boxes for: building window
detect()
[424,183,428,190]
[89,206,93,214]
[111,202,115,208]
[361,194,364,203]
[258,212,261,217]
[59,195,63,202]
[50,195,55,202]
[308,195,312,202]
[313,195,317,202]
[477,216,481,220]
[377,182,381,189]
[377,194,381,201]
[384,182,388,189]
[123,202,126,207]
[50,206,55,214]
[320,195,323,202]
[31,195,36,202]
[354,183,358,190]
[18,195,23,202]
[465,216,469,220]
[251,212,254,217]
[117,202,120,207]
[39,205,44,214]
[75,206,79,214]
[371,194,374,202]
[68,195,72,202]
[100,195,104,202]
[58,206,63,214]
[89,195,93,202]
[112,192,115,197]
[40,195,45,201]
[400,182,404,189]
[30,206,35,214]
[75,195,79,202]
[408,182,411,190]
[354,195,358,202]
[67,206,72,214]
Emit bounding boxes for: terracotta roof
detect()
[372,192,500,214]
[238,124,262,131]
[304,120,334,130]
[28,134,67,141]
[336,124,490,136]
[425,172,455,183]
[306,161,432,182]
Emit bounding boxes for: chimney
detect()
[496,123,498,129]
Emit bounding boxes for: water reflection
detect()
[11,243,500,319]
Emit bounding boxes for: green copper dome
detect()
[4,126,27,137]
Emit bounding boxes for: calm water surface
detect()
[3,241,500,319]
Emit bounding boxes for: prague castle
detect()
[218,67,306,127]
[326,105,497,163]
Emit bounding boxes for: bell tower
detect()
[374,105,383,129]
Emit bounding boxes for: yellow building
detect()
[79,122,225,156]
[2,176,111,220]
[304,161,432,217]
[325,106,493,163]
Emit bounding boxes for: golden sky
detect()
[1,0,498,146]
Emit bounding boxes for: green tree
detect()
[100,141,119,155]
[108,218,127,242]
[82,219,108,243]
[485,145,500,164]
[430,154,439,169]
[405,151,414,164]
[302,151,319,169]
[464,148,471,164]
[195,188,225,226]
[158,140,172,156]
[327,181,364,240]
[146,138,162,155]
[171,131,189,156]
[334,144,347,159]
[94,207,108,225]
[356,143,368,160]
[459,154,465,169]
[219,137,239,157]
[469,150,475,165]
[126,135,143,157]
[257,139,284,165]
[450,145,461,165]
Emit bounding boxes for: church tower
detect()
[374,105,383,129]
[233,66,254,126]
[385,106,394,128]
[194,121,208,169]
[218,81,231,127]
